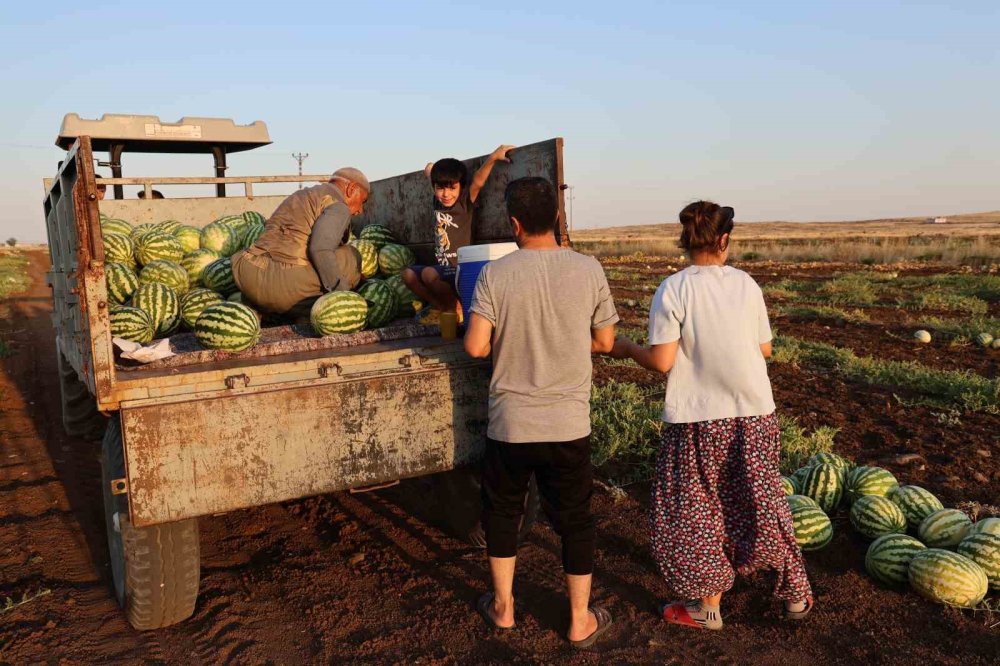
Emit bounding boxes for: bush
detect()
[778,415,838,473]
[590,381,663,482]
[5,238,15,248]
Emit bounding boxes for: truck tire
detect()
[57,343,107,440]
[101,416,200,630]
[435,467,540,548]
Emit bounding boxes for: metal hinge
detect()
[110,478,128,495]
[224,373,250,389]
[398,354,423,369]
[318,363,342,378]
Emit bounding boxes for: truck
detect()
[43,114,569,629]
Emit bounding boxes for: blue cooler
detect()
[456,243,519,316]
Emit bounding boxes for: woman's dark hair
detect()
[678,201,735,253]
[430,158,468,188]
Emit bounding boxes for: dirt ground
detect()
[1,250,997,664]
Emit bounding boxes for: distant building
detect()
[926,217,949,224]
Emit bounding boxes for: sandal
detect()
[477,592,515,630]
[660,601,723,631]
[569,607,613,649]
[783,597,814,621]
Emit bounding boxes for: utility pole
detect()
[292,152,309,189]
[567,185,576,232]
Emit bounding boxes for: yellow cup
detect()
[440,311,457,339]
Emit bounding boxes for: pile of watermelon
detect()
[782,452,998,608]
[99,213,423,353]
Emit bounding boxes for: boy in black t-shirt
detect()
[403,144,514,322]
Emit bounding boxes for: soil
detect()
[1,251,997,664]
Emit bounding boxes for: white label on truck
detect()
[144,123,203,139]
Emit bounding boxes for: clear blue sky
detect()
[2,1,998,242]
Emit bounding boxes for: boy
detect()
[464,177,618,649]
[402,144,514,322]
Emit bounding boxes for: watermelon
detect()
[913,329,932,343]
[958,533,1000,590]
[180,249,221,287]
[850,495,907,539]
[971,517,1000,537]
[131,283,180,337]
[135,230,185,265]
[242,222,265,249]
[105,262,139,305]
[808,451,851,474]
[357,280,398,329]
[311,291,368,335]
[888,485,944,528]
[918,509,973,548]
[358,224,395,248]
[227,291,243,303]
[801,463,843,513]
[787,494,818,512]
[139,260,189,296]
[200,221,240,256]
[242,211,267,226]
[109,306,155,344]
[975,332,994,348]
[173,225,202,253]
[212,214,249,241]
[103,233,135,268]
[780,477,796,497]
[865,534,926,586]
[202,258,238,296]
[788,467,811,494]
[194,302,260,352]
[350,240,379,278]
[180,288,225,329]
[992,339,1000,350]
[908,549,988,608]
[790,504,833,551]
[130,223,156,242]
[378,243,416,276]
[846,466,899,504]
[101,217,133,237]
[385,274,422,315]
[154,219,181,235]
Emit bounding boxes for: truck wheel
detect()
[57,344,107,440]
[435,468,540,548]
[101,416,200,630]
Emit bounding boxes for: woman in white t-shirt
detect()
[610,201,812,631]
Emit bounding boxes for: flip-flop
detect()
[660,601,722,631]
[783,597,814,621]
[569,606,613,649]
[477,592,515,630]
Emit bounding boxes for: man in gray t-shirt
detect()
[464,177,617,648]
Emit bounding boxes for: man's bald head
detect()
[331,167,370,193]
[330,167,370,216]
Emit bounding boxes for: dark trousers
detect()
[481,435,595,575]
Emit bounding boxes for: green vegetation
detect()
[590,381,663,484]
[775,304,870,325]
[778,415,838,474]
[818,274,879,306]
[910,316,1000,342]
[773,335,1000,414]
[899,288,989,316]
[0,254,30,300]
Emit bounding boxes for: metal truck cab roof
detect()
[56,113,271,153]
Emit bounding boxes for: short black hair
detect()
[505,177,558,236]
[430,158,468,188]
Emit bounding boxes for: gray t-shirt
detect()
[470,248,619,443]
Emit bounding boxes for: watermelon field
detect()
[1,248,997,664]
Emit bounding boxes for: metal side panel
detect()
[121,364,490,527]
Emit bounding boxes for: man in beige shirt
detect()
[233,167,369,318]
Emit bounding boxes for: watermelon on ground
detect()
[850,495,907,539]
[958,533,1000,591]
[780,477,795,496]
[194,302,260,352]
[908,548,988,608]
[378,243,416,276]
[847,466,899,504]
[790,503,833,551]
[919,509,973,548]
[139,260,189,296]
[788,467,811,494]
[971,517,1000,537]
[131,282,180,337]
[808,452,851,480]
[173,225,202,253]
[787,494,818,512]
[135,230,185,266]
[888,485,944,528]
[357,280,398,329]
[105,262,139,305]
[865,534,926,586]
[311,291,368,335]
[202,258,238,296]
[109,306,155,344]
[802,463,843,513]
[180,288,225,329]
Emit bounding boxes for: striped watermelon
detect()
[378,243,416,276]
[385,274,422,315]
[180,288,225,328]
[194,302,260,352]
[200,221,240,256]
[802,463,843,513]
[359,224,396,249]
[311,291,368,335]
[908,549,988,608]
[109,306,155,344]
[847,466,899,504]
[173,225,201,253]
[865,534,926,586]
[242,222,265,249]
[787,494,819,512]
[789,467,811,494]
[154,219,181,235]
[242,211,266,226]
[228,291,243,303]
[971,517,1000,537]
[850,495,907,539]
[958,533,1000,590]
[357,280,398,329]
[101,217,133,237]
[350,240,379,278]
[808,452,851,476]
[105,262,139,305]
[202,258,238,296]
[780,477,795,496]
[130,223,156,243]
[212,214,249,241]
[918,509,973,548]
[131,283,180,337]
[135,230,185,265]
[103,233,135,268]
[139,260,189,296]
[790,503,833,551]
[180,249,221,287]
[888,485,944,528]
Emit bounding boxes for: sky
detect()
[1,1,998,242]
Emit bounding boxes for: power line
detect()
[291,152,309,189]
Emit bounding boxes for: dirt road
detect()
[1,251,996,664]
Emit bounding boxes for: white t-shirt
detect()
[648,265,775,424]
